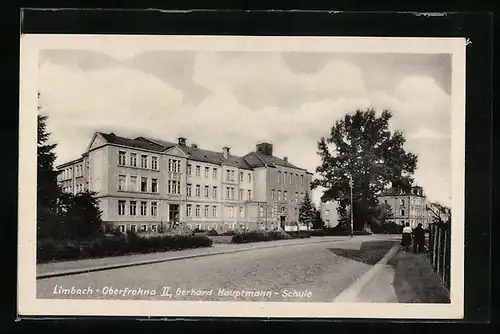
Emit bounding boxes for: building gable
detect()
[86,132,108,152]
[164,145,188,158]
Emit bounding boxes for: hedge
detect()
[310,228,372,236]
[287,231,312,239]
[231,230,291,243]
[37,232,213,263]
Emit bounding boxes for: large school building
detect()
[56,132,313,233]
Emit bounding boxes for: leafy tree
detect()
[371,203,395,233]
[62,190,104,240]
[298,191,315,230]
[37,93,63,239]
[312,109,418,231]
[311,208,325,230]
[426,202,451,225]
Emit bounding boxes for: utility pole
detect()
[349,174,354,238]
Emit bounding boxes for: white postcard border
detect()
[18,34,466,319]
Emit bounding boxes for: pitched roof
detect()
[379,186,425,197]
[243,151,305,171]
[93,132,303,172]
[98,132,165,152]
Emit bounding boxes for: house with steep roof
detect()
[56,132,313,233]
[378,185,430,229]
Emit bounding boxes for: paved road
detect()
[37,235,397,303]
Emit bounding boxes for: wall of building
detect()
[320,201,339,227]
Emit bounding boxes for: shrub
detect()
[221,230,236,236]
[36,233,213,264]
[287,231,312,239]
[310,229,326,236]
[231,230,291,244]
[206,229,219,236]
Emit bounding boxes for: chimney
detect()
[222,147,230,159]
[191,143,198,149]
[256,142,273,156]
[178,137,186,146]
[283,157,288,163]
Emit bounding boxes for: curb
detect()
[332,242,400,303]
[37,237,347,280]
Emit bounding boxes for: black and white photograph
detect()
[19,34,465,319]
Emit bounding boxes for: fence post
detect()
[442,228,447,283]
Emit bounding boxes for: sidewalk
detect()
[355,249,450,303]
[37,236,348,279]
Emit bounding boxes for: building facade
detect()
[56,132,313,233]
[319,201,339,228]
[378,186,430,229]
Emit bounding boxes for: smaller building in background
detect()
[378,185,430,229]
[320,201,339,228]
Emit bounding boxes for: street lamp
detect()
[349,174,354,238]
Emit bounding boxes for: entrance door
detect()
[280,216,286,230]
[169,204,180,226]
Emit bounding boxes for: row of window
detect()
[225,187,252,201]
[186,204,219,218]
[118,175,158,193]
[271,189,302,203]
[116,224,159,233]
[62,184,85,194]
[118,151,158,170]
[187,184,217,198]
[187,164,218,179]
[277,171,304,186]
[117,200,158,216]
[59,164,84,180]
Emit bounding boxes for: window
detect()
[177,160,181,173]
[119,224,125,233]
[284,191,288,201]
[187,164,192,176]
[226,170,231,181]
[325,209,330,215]
[240,206,244,218]
[118,200,126,215]
[239,172,244,182]
[213,186,217,199]
[212,206,218,217]
[277,171,281,183]
[400,199,405,205]
[186,205,192,217]
[151,225,157,232]
[129,201,137,216]
[168,180,181,194]
[239,189,244,200]
[301,175,304,186]
[326,220,330,225]
[401,209,405,216]
[130,153,137,167]
[118,175,126,191]
[295,174,299,185]
[278,191,282,201]
[119,151,126,166]
[169,159,181,172]
[141,224,148,232]
[151,156,158,170]
[187,184,192,197]
[196,185,201,197]
[195,205,201,217]
[248,190,252,200]
[289,174,292,185]
[151,178,158,193]
[204,205,209,217]
[205,185,209,198]
[130,224,137,233]
[248,173,252,183]
[141,201,147,216]
[284,172,288,184]
[271,189,275,200]
[151,202,157,216]
[130,176,138,191]
[196,165,201,176]
[205,167,209,178]
[229,206,234,218]
[295,192,299,203]
[141,177,148,192]
[230,170,235,181]
[141,155,148,169]
[384,200,388,204]
[213,168,217,179]
[226,187,230,199]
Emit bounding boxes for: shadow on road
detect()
[327,240,396,265]
[387,251,450,303]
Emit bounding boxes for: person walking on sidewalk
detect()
[412,223,425,253]
[401,223,412,252]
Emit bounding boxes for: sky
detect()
[38,48,452,207]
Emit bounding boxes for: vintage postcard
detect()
[19,34,465,319]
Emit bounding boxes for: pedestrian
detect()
[412,223,425,253]
[401,223,412,252]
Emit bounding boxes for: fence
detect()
[427,222,451,291]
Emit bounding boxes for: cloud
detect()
[39,50,452,207]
